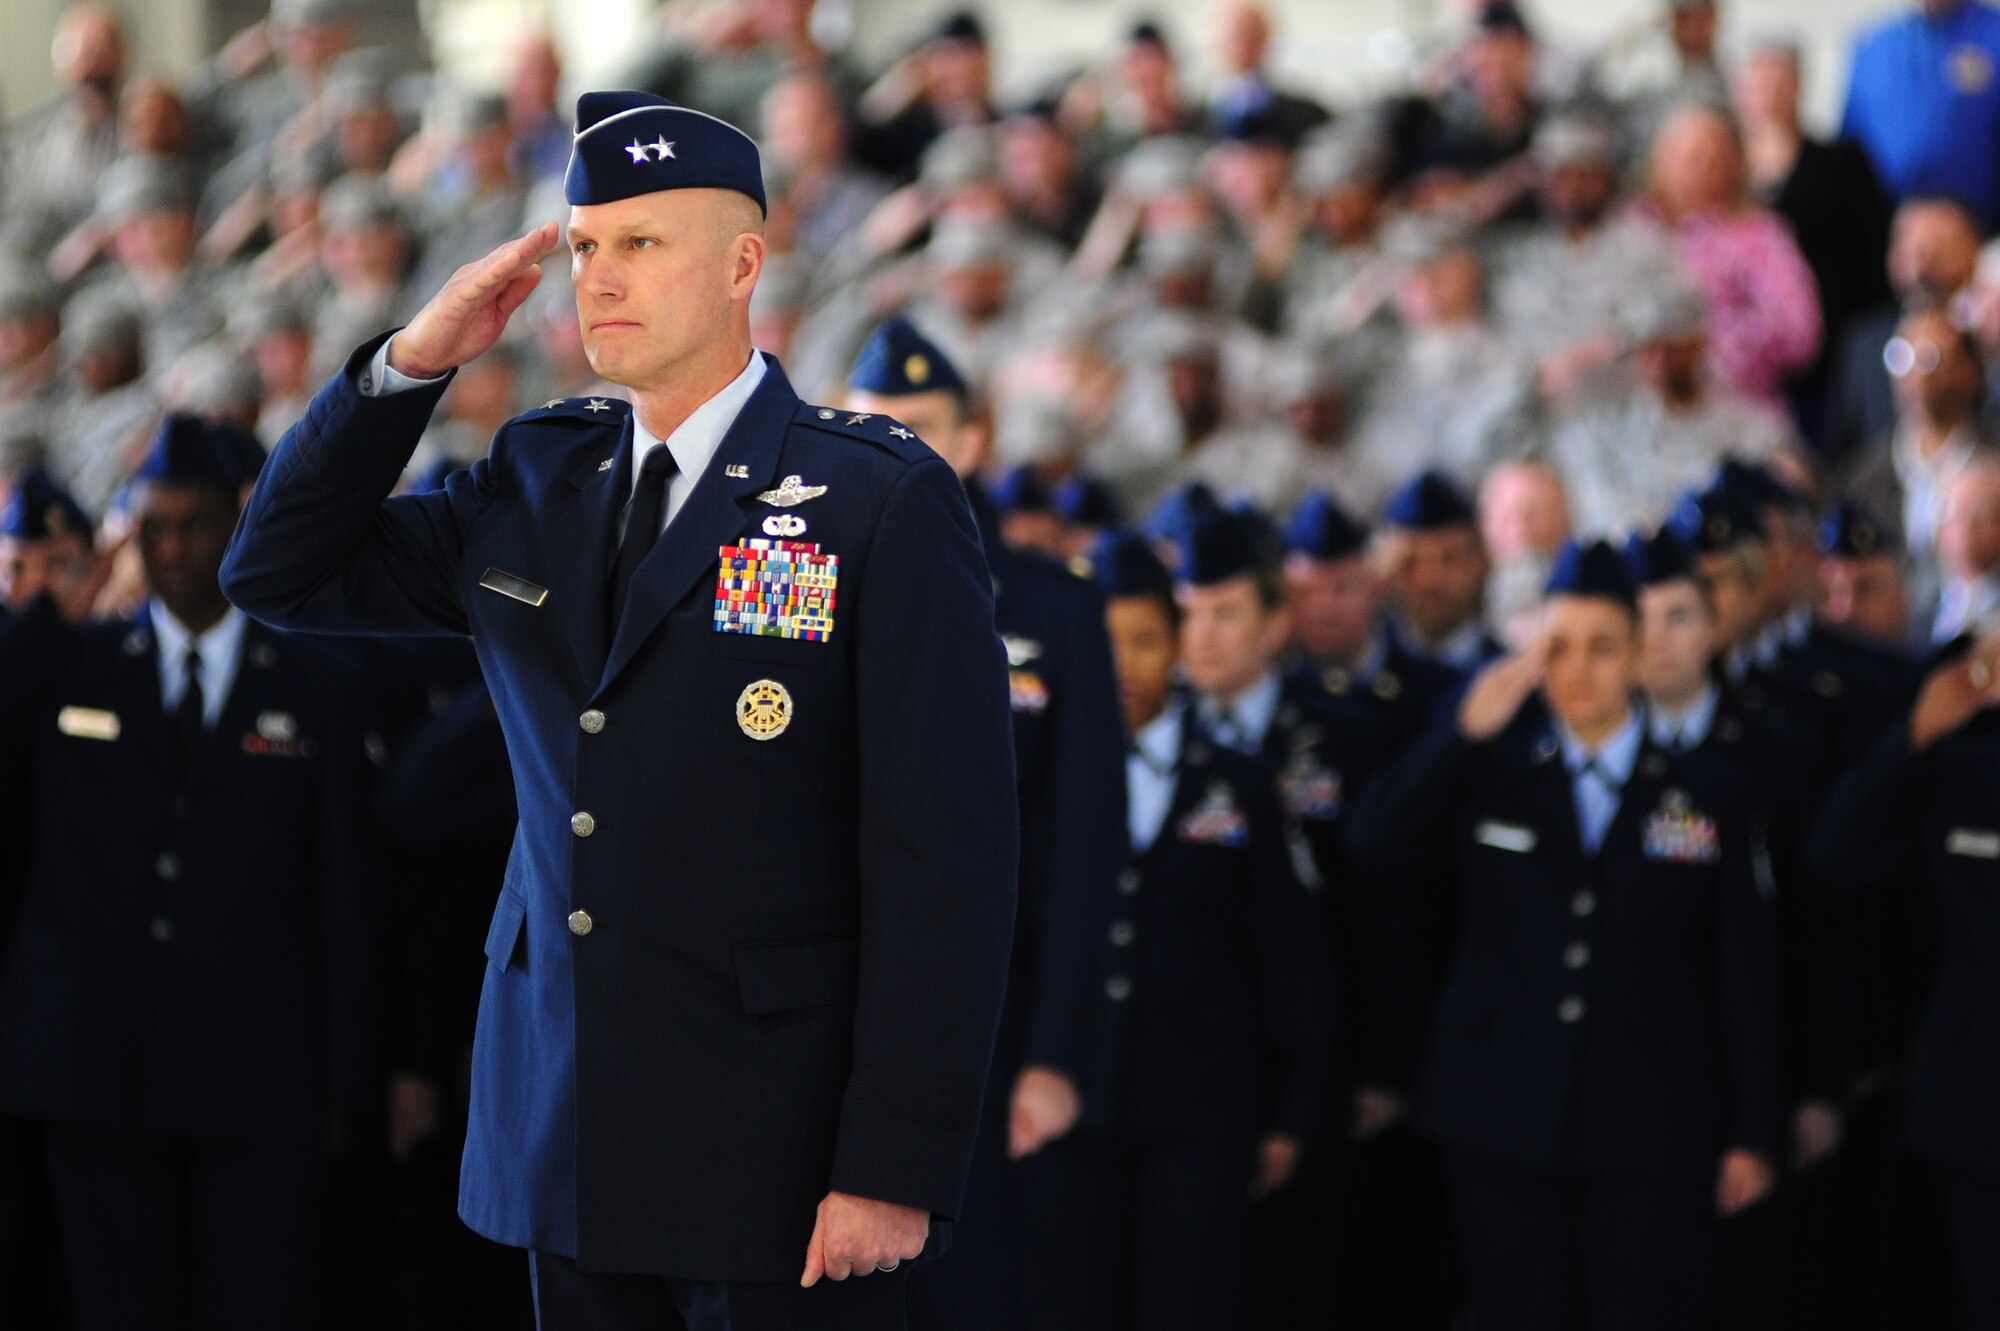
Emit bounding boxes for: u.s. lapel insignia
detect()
[725,464,749,479]
[763,514,807,538]
[1178,781,1250,846]
[1002,635,1043,667]
[755,474,828,507]
[736,679,793,740]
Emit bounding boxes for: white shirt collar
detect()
[630,349,768,521]
[149,601,248,725]
[1132,701,1184,772]
[1199,669,1284,749]
[1556,705,1645,785]
[1647,683,1719,749]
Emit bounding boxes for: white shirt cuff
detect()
[358,335,448,397]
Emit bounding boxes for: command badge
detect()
[736,679,793,740]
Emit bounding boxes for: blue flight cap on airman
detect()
[1051,473,1121,527]
[1545,538,1638,612]
[133,413,267,491]
[1817,502,1896,559]
[1,468,90,541]
[1090,528,1175,602]
[848,315,966,399]
[1715,458,1808,517]
[1622,526,1699,587]
[1383,469,1476,531]
[988,465,1053,514]
[1141,481,1225,552]
[1177,508,1283,587]
[1283,490,1369,561]
[1667,482,1766,554]
[564,90,767,215]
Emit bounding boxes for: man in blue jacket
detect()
[221,90,1019,1329]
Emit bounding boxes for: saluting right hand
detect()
[1910,633,2000,751]
[1457,644,1544,743]
[386,222,563,380]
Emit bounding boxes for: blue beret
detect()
[1383,469,1476,531]
[1051,473,1121,527]
[988,465,1052,514]
[1177,509,1282,587]
[848,315,966,398]
[1,468,90,541]
[1545,538,1637,610]
[1283,490,1369,561]
[1667,482,1765,554]
[564,91,766,215]
[1817,502,1896,559]
[1090,529,1174,602]
[1140,482,1225,555]
[133,414,266,490]
[1621,527,1698,587]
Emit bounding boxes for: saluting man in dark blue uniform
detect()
[842,317,1127,1331]
[1348,540,1783,1331]
[1810,633,2000,1331]
[1024,530,1332,1331]
[221,91,1019,1330]
[0,415,380,1331]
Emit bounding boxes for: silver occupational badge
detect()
[755,474,828,507]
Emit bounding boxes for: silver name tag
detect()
[478,568,549,607]
[1946,828,2000,860]
[1474,820,1537,853]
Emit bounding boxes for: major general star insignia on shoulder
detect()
[756,474,828,507]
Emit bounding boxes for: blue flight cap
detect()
[988,465,1053,514]
[1383,469,1476,531]
[1,468,90,541]
[564,91,766,216]
[1091,528,1175,602]
[132,414,267,491]
[1545,538,1638,611]
[1051,473,1121,528]
[1283,490,1369,561]
[1140,481,1225,552]
[1716,458,1808,516]
[1177,508,1282,588]
[1817,502,1896,559]
[1621,526,1699,588]
[1667,482,1766,554]
[848,315,967,398]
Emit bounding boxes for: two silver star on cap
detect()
[624,136,677,164]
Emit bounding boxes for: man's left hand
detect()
[799,1191,928,1286]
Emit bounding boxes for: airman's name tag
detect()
[1947,828,2000,860]
[1474,820,1536,853]
[479,567,549,606]
[56,706,120,741]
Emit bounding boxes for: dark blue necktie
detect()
[608,447,677,630]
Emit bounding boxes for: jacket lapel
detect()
[544,412,632,686]
[113,616,177,779]
[1524,722,1585,868]
[597,355,797,695]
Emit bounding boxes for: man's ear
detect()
[732,232,767,298]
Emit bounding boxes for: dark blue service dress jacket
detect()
[220,333,1020,1282]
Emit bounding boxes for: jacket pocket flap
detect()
[733,936,861,1014]
[484,893,528,972]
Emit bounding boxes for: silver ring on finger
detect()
[878,1259,900,1272]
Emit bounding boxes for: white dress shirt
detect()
[362,335,768,534]
[1126,703,1185,853]
[150,602,247,728]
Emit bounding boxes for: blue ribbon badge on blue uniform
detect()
[1641,788,1719,865]
[1177,781,1250,847]
[714,539,838,640]
[1277,752,1342,821]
